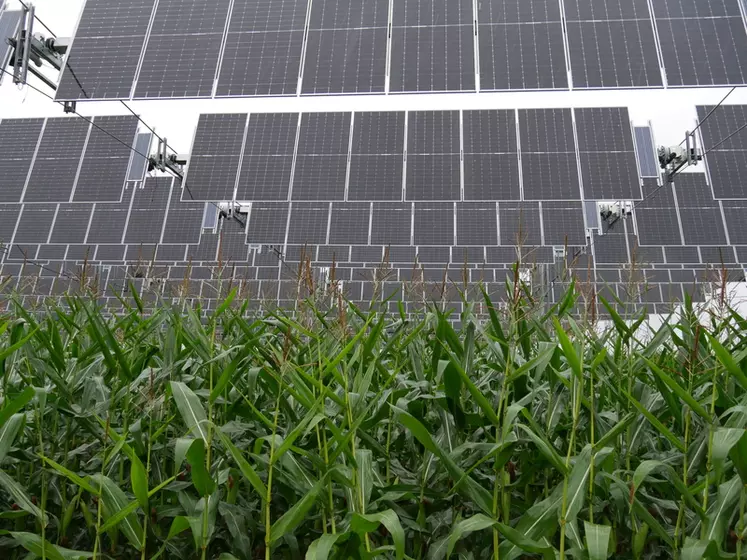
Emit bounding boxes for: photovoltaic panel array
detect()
[0,115,138,206]
[4,109,747,318]
[654,0,747,86]
[519,109,581,200]
[390,0,475,92]
[565,0,662,88]
[574,107,642,200]
[56,0,747,101]
[185,108,643,206]
[477,0,567,91]
[697,104,747,199]
[0,9,21,85]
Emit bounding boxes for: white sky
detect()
[1,0,747,155]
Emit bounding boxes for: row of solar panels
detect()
[184,108,644,203]
[0,115,150,204]
[53,0,747,101]
[1,252,740,318]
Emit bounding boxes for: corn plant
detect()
[0,276,745,559]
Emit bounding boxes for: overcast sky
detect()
[1,0,746,155]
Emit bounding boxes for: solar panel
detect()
[50,204,94,244]
[457,202,497,245]
[592,231,629,264]
[478,0,567,91]
[287,203,330,244]
[720,200,747,244]
[565,0,662,88]
[329,202,370,245]
[128,133,152,181]
[13,204,56,244]
[542,202,586,246]
[0,9,21,85]
[302,0,388,94]
[697,105,747,199]
[0,205,21,244]
[498,202,542,246]
[155,244,186,262]
[246,202,289,244]
[184,113,247,201]
[406,111,460,201]
[216,0,308,96]
[371,202,411,245]
[56,0,156,100]
[162,187,203,244]
[133,0,231,98]
[24,118,90,203]
[414,203,454,245]
[124,177,172,244]
[654,0,747,86]
[390,0,475,92]
[634,179,683,246]
[520,109,581,200]
[574,108,642,200]
[673,173,728,245]
[463,110,520,201]
[217,229,249,263]
[634,126,659,178]
[236,113,298,201]
[0,118,44,203]
[74,116,138,202]
[292,113,350,201]
[86,193,133,245]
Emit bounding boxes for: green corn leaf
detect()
[305,533,344,560]
[444,513,554,559]
[11,532,92,560]
[516,424,568,476]
[0,386,35,429]
[0,327,38,364]
[216,430,267,497]
[632,460,706,521]
[211,287,237,321]
[442,347,501,426]
[631,502,673,548]
[272,399,323,464]
[706,332,747,391]
[0,470,47,526]
[97,419,149,508]
[552,317,582,379]
[584,522,611,560]
[594,412,636,452]
[89,474,143,550]
[170,381,209,441]
[351,510,405,560]
[356,449,373,513]
[730,430,747,483]
[681,537,720,560]
[705,475,741,545]
[643,357,711,421]
[712,428,746,480]
[393,405,493,515]
[623,389,686,452]
[269,477,324,545]
[563,446,593,524]
[39,455,100,496]
[185,438,216,497]
[209,347,247,403]
[0,413,24,463]
[151,516,191,560]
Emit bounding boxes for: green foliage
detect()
[0,282,745,559]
